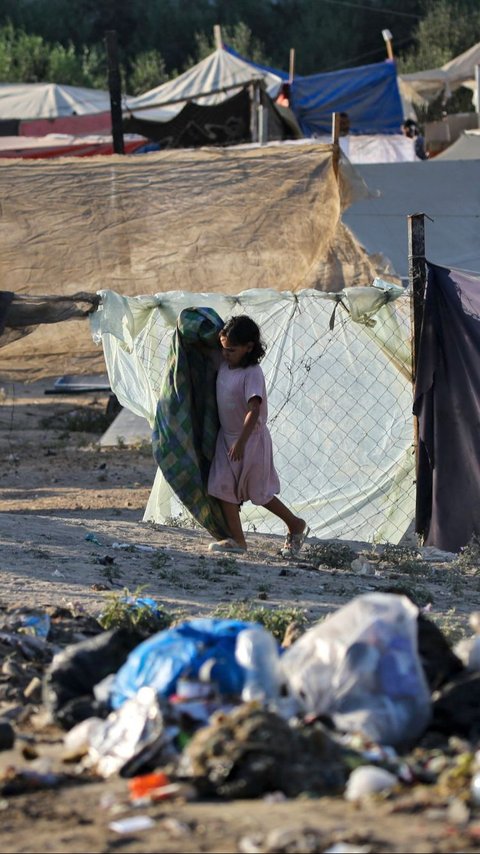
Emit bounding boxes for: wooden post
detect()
[475,64,480,128]
[249,80,261,143]
[408,213,427,386]
[289,48,295,84]
[331,112,340,178]
[382,29,394,61]
[105,30,124,155]
[214,24,223,50]
[408,213,427,510]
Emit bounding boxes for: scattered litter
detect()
[111,542,156,552]
[344,765,398,801]
[109,815,155,834]
[85,533,102,545]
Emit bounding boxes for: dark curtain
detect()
[414,262,480,552]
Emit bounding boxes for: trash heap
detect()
[2,591,480,815]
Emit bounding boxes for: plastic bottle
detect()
[235,626,282,703]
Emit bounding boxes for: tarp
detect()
[0,133,144,159]
[290,61,404,136]
[0,83,113,120]
[0,142,376,381]
[399,41,480,109]
[312,134,418,163]
[343,160,480,281]
[414,263,480,552]
[91,285,414,545]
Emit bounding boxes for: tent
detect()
[290,60,404,136]
[399,41,480,110]
[0,82,112,121]
[226,47,405,137]
[343,159,480,281]
[123,47,298,147]
[0,142,376,382]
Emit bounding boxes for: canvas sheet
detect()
[91,285,414,544]
[0,142,376,381]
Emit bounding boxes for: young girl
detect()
[207,315,308,555]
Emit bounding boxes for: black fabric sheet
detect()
[414,262,480,552]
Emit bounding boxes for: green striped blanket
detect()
[152,307,230,540]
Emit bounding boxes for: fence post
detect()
[408,213,426,385]
[105,30,124,155]
[408,213,426,530]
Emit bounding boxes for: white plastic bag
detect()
[281,593,431,745]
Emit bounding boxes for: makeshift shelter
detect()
[343,160,480,281]
[290,60,404,136]
[0,142,377,382]
[123,48,298,147]
[0,133,144,159]
[0,82,114,136]
[399,41,480,111]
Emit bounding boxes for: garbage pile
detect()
[2,591,480,814]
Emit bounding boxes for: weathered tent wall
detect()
[0,142,376,381]
[343,159,480,282]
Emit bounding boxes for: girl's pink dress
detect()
[208,361,280,505]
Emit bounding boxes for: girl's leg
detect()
[219,500,247,549]
[262,496,306,535]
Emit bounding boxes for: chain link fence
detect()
[96,285,415,546]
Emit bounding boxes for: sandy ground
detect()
[1,380,480,853]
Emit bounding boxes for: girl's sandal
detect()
[208,539,247,554]
[280,525,310,558]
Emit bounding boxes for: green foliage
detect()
[213,599,308,640]
[455,533,480,572]
[129,49,169,95]
[305,541,356,569]
[98,586,174,633]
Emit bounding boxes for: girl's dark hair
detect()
[221,315,266,365]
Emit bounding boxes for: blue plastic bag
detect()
[109,618,255,709]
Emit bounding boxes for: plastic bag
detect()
[109,618,255,709]
[281,593,431,745]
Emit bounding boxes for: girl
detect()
[207,315,309,555]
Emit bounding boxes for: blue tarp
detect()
[290,60,404,136]
[225,46,404,136]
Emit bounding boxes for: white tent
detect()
[343,160,480,281]
[399,41,480,110]
[0,82,112,120]
[124,47,283,122]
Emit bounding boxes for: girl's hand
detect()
[228,441,245,461]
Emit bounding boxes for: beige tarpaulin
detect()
[0,142,376,381]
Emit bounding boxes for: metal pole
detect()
[331,112,340,179]
[105,30,124,155]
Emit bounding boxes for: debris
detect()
[344,765,398,801]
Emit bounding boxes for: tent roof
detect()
[399,41,480,108]
[125,47,283,122]
[343,160,480,280]
[0,83,113,120]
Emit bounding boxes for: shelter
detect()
[290,60,404,136]
[0,82,114,136]
[0,142,376,382]
[343,160,480,281]
[399,41,480,112]
[123,48,298,147]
